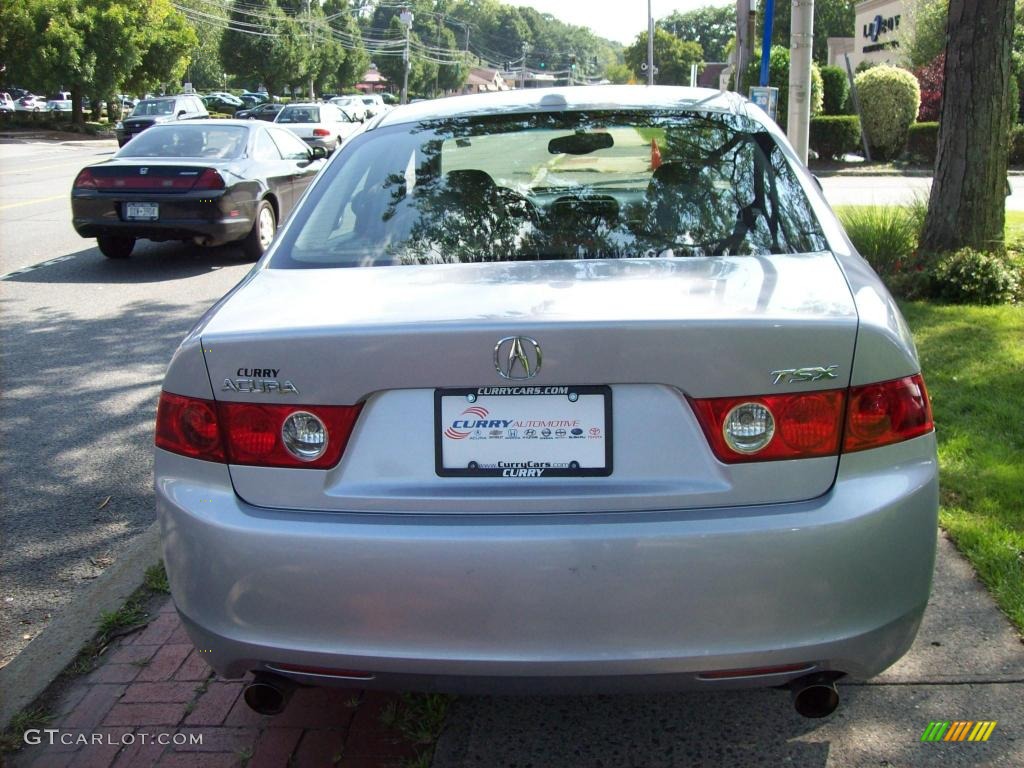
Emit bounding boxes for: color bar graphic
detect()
[921,721,997,742]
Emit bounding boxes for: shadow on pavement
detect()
[0,291,218,665]
[2,240,254,285]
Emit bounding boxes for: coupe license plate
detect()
[125,202,158,221]
[435,386,612,477]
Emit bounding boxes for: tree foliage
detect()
[902,0,949,69]
[624,28,703,86]
[661,5,733,62]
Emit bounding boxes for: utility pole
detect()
[521,42,529,90]
[787,0,814,163]
[735,0,750,93]
[646,0,655,86]
[400,9,413,105]
[305,0,314,101]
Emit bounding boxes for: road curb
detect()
[0,521,162,731]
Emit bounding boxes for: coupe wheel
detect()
[97,235,135,259]
[242,200,276,260]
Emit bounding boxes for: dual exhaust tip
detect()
[242,670,841,719]
[789,673,841,718]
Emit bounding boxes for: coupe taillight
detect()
[312,128,331,137]
[155,392,362,469]
[73,168,97,189]
[193,168,225,190]
[691,374,933,463]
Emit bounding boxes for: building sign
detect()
[863,13,901,53]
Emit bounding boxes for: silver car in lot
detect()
[156,86,937,719]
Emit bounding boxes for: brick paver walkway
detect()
[10,598,421,767]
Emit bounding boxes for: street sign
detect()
[749,86,780,122]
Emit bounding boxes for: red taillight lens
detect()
[155,392,362,468]
[155,392,225,462]
[218,402,362,469]
[312,128,331,137]
[193,168,225,190]
[73,168,97,189]
[843,374,933,452]
[691,391,846,463]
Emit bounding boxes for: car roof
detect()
[374,85,753,130]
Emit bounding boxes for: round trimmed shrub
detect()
[819,65,850,115]
[810,116,861,160]
[854,65,921,161]
[930,249,1020,304]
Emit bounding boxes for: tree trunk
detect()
[920,0,1016,253]
[70,86,85,127]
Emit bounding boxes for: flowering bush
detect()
[914,53,944,122]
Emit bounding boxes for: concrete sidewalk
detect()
[432,535,1024,767]
[7,535,1023,767]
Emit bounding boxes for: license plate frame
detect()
[434,385,612,478]
[124,202,159,221]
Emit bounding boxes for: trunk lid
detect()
[201,253,859,513]
[86,162,222,193]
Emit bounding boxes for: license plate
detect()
[435,386,612,477]
[125,202,158,221]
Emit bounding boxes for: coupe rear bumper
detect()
[72,192,253,245]
[156,434,938,691]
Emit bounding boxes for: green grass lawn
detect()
[1006,209,1024,242]
[899,302,1024,631]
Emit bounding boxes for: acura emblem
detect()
[494,336,542,380]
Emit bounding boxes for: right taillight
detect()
[155,392,362,468]
[843,374,933,452]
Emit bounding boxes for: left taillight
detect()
[155,393,224,462]
[155,392,362,469]
[73,168,97,189]
[312,128,331,137]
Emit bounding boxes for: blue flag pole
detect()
[759,0,776,87]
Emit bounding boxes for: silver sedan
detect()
[155,86,938,719]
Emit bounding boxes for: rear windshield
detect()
[278,106,319,124]
[116,125,248,159]
[131,99,176,117]
[271,110,827,268]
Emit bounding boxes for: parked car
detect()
[328,95,368,121]
[236,102,283,121]
[15,95,47,112]
[203,93,244,113]
[0,93,15,113]
[273,102,363,152]
[240,92,271,109]
[72,120,326,259]
[154,86,938,719]
[358,93,390,117]
[46,99,73,112]
[116,94,209,147]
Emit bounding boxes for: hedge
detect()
[738,45,823,129]
[810,116,861,160]
[819,66,850,115]
[1011,125,1024,166]
[906,122,939,164]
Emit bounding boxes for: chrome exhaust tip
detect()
[243,672,296,715]
[789,674,840,718]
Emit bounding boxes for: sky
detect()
[504,1,735,45]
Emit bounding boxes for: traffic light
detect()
[539,61,545,69]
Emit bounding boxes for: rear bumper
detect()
[157,434,938,690]
[72,192,253,245]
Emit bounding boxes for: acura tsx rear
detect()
[155,86,937,718]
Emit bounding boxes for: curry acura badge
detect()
[222,367,299,394]
[494,336,542,380]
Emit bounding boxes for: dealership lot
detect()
[2,134,1023,766]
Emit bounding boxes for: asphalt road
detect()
[0,134,252,667]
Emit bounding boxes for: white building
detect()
[828,0,911,70]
